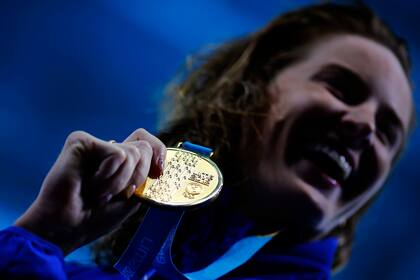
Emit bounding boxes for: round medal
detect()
[134,147,223,208]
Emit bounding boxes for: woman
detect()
[0,2,414,279]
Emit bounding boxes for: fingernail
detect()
[126,184,136,198]
[159,152,166,166]
[159,159,164,175]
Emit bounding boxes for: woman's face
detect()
[251,35,412,234]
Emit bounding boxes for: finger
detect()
[54,131,129,206]
[93,152,127,181]
[60,131,127,187]
[97,141,152,200]
[125,140,154,197]
[65,131,126,164]
[123,128,167,178]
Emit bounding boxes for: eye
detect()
[311,64,369,106]
[376,112,401,148]
[324,78,353,103]
[377,123,395,146]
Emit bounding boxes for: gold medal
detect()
[115,142,223,278]
[134,147,223,208]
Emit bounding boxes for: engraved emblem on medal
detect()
[134,147,223,208]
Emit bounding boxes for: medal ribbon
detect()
[115,142,276,279]
[114,142,214,279]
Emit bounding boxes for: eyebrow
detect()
[314,63,406,137]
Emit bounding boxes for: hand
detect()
[15,128,166,255]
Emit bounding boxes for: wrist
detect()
[14,206,80,255]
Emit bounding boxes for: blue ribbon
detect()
[181,142,213,157]
[114,207,183,279]
[114,142,275,279]
[114,142,214,279]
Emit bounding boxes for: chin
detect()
[251,169,332,235]
[287,178,332,232]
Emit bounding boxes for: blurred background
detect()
[0,0,418,279]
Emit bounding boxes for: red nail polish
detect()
[159,158,164,172]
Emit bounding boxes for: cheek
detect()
[341,143,391,203]
[331,146,393,230]
[268,80,311,113]
[366,144,392,192]
[264,82,341,152]
[261,84,330,164]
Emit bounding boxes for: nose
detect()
[339,104,376,150]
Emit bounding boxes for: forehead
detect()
[303,35,413,133]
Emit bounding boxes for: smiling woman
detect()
[132,2,412,274]
[259,34,411,232]
[0,2,415,280]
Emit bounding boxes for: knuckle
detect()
[158,138,166,149]
[150,135,166,151]
[157,140,167,154]
[113,147,127,161]
[65,130,88,147]
[126,144,141,159]
[134,128,148,136]
[137,141,153,157]
[134,163,149,183]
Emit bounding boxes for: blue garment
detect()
[0,226,338,279]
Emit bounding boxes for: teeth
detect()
[310,143,352,180]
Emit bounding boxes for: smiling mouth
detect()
[304,142,352,182]
[290,138,355,190]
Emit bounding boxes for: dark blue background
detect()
[0,1,418,279]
